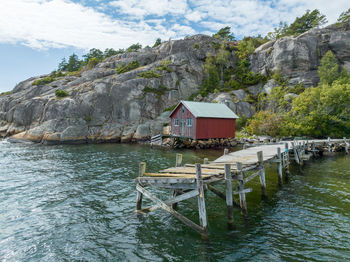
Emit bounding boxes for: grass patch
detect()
[33,76,55,86]
[116,61,140,74]
[163,104,177,112]
[55,89,69,98]
[143,85,168,98]
[0,91,12,96]
[137,70,162,79]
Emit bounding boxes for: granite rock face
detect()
[250,21,350,87]
[1,21,350,144]
[0,35,229,143]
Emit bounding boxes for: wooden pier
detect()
[135,138,349,235]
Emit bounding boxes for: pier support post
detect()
[224,148,229,155]
[196,163,208,232]
[136,162,146,210]
[237,162,247,212]
[173,154,183,208]
[175,153,183,167]
[203,158,209,164]
[257,151,266,197]
[291,142,300,165]
[328,137,331,152]
[224,164,234,228]
[343,137,349,154]
[277,147,283,186]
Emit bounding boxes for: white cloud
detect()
[109,0,188,18]
[0,0,348,51]
[0,0,189,50]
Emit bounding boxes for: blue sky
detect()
[0,0,348,92]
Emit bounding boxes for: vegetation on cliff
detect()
[245,50,350,138]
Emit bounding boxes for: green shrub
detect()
[0,91,12,96]
[156,60,172,72]
[193,43,200,49]
[87,57,100,69]
[246,111,285,137]
[137,70,162,78]
[116,61,140,74]
[33,76,55,86]
[163,104,177,112]
[236,114,248,130]
[84,115,92,122]
[143,85,168,98]
[55,89,69,97]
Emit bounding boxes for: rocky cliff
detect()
[0,21,349,144]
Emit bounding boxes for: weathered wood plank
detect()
[196,163,208,232]
[142,189,199,213]
[224,164,234,227]
[136,162,146,210]
[136,184,206,234]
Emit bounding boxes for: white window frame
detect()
[187,118,192,127]
[182,105,185,113]
[174,118,179,126]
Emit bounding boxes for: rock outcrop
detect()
[1,20,350,144]
[0,35,227,143]
[250,21,350,87]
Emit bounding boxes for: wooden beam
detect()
[196,163,208,232]
[176,153,183,167]
[225,164,234,228]
[237,162,247,213]
[136,184,206,234]
[142,189,199,213]
[136,162,146,211]
[277,147,283,186]
[257,151,266,197]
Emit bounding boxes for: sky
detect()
[0,0,348,92]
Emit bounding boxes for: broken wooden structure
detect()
[135,138,349,236]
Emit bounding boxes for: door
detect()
[181,120,185,136]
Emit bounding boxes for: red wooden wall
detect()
[196,118,236,139]
[170,104,196,139]
[170,102,236,139]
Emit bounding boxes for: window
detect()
[174,118,179,126]
[182,105,185,113]
[187,118,192,127]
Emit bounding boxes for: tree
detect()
[202,54,220,94]
[286,82,350,137]
[215,45,230,86]
[153,38,162,48]
[286,9,327,35]
[127,43,142,52]
[318,50,340,86]
[337,8,350,23]
[213,27,235,41]
[83,48,104,63]
[267,9,327,39]
[58,58,68,71]
[103,48,123,58]
[66,53,82,72]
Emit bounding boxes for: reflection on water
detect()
[0,140,349,261]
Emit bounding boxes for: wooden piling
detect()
[291,142,300,164]
[237,162,247,212]
[136,162,146,210]
[277,147,283,185]
[343,137,349,154]
[328,137,331,152]
[203,158,209,164]
[196,163,208,232]
[224,164,234,228]
[257,151,266,197]
[224,148,229,155]
[176,153,183,167]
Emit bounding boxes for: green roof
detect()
[171,101,239,119]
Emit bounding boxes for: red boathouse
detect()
[169,101,239,140]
